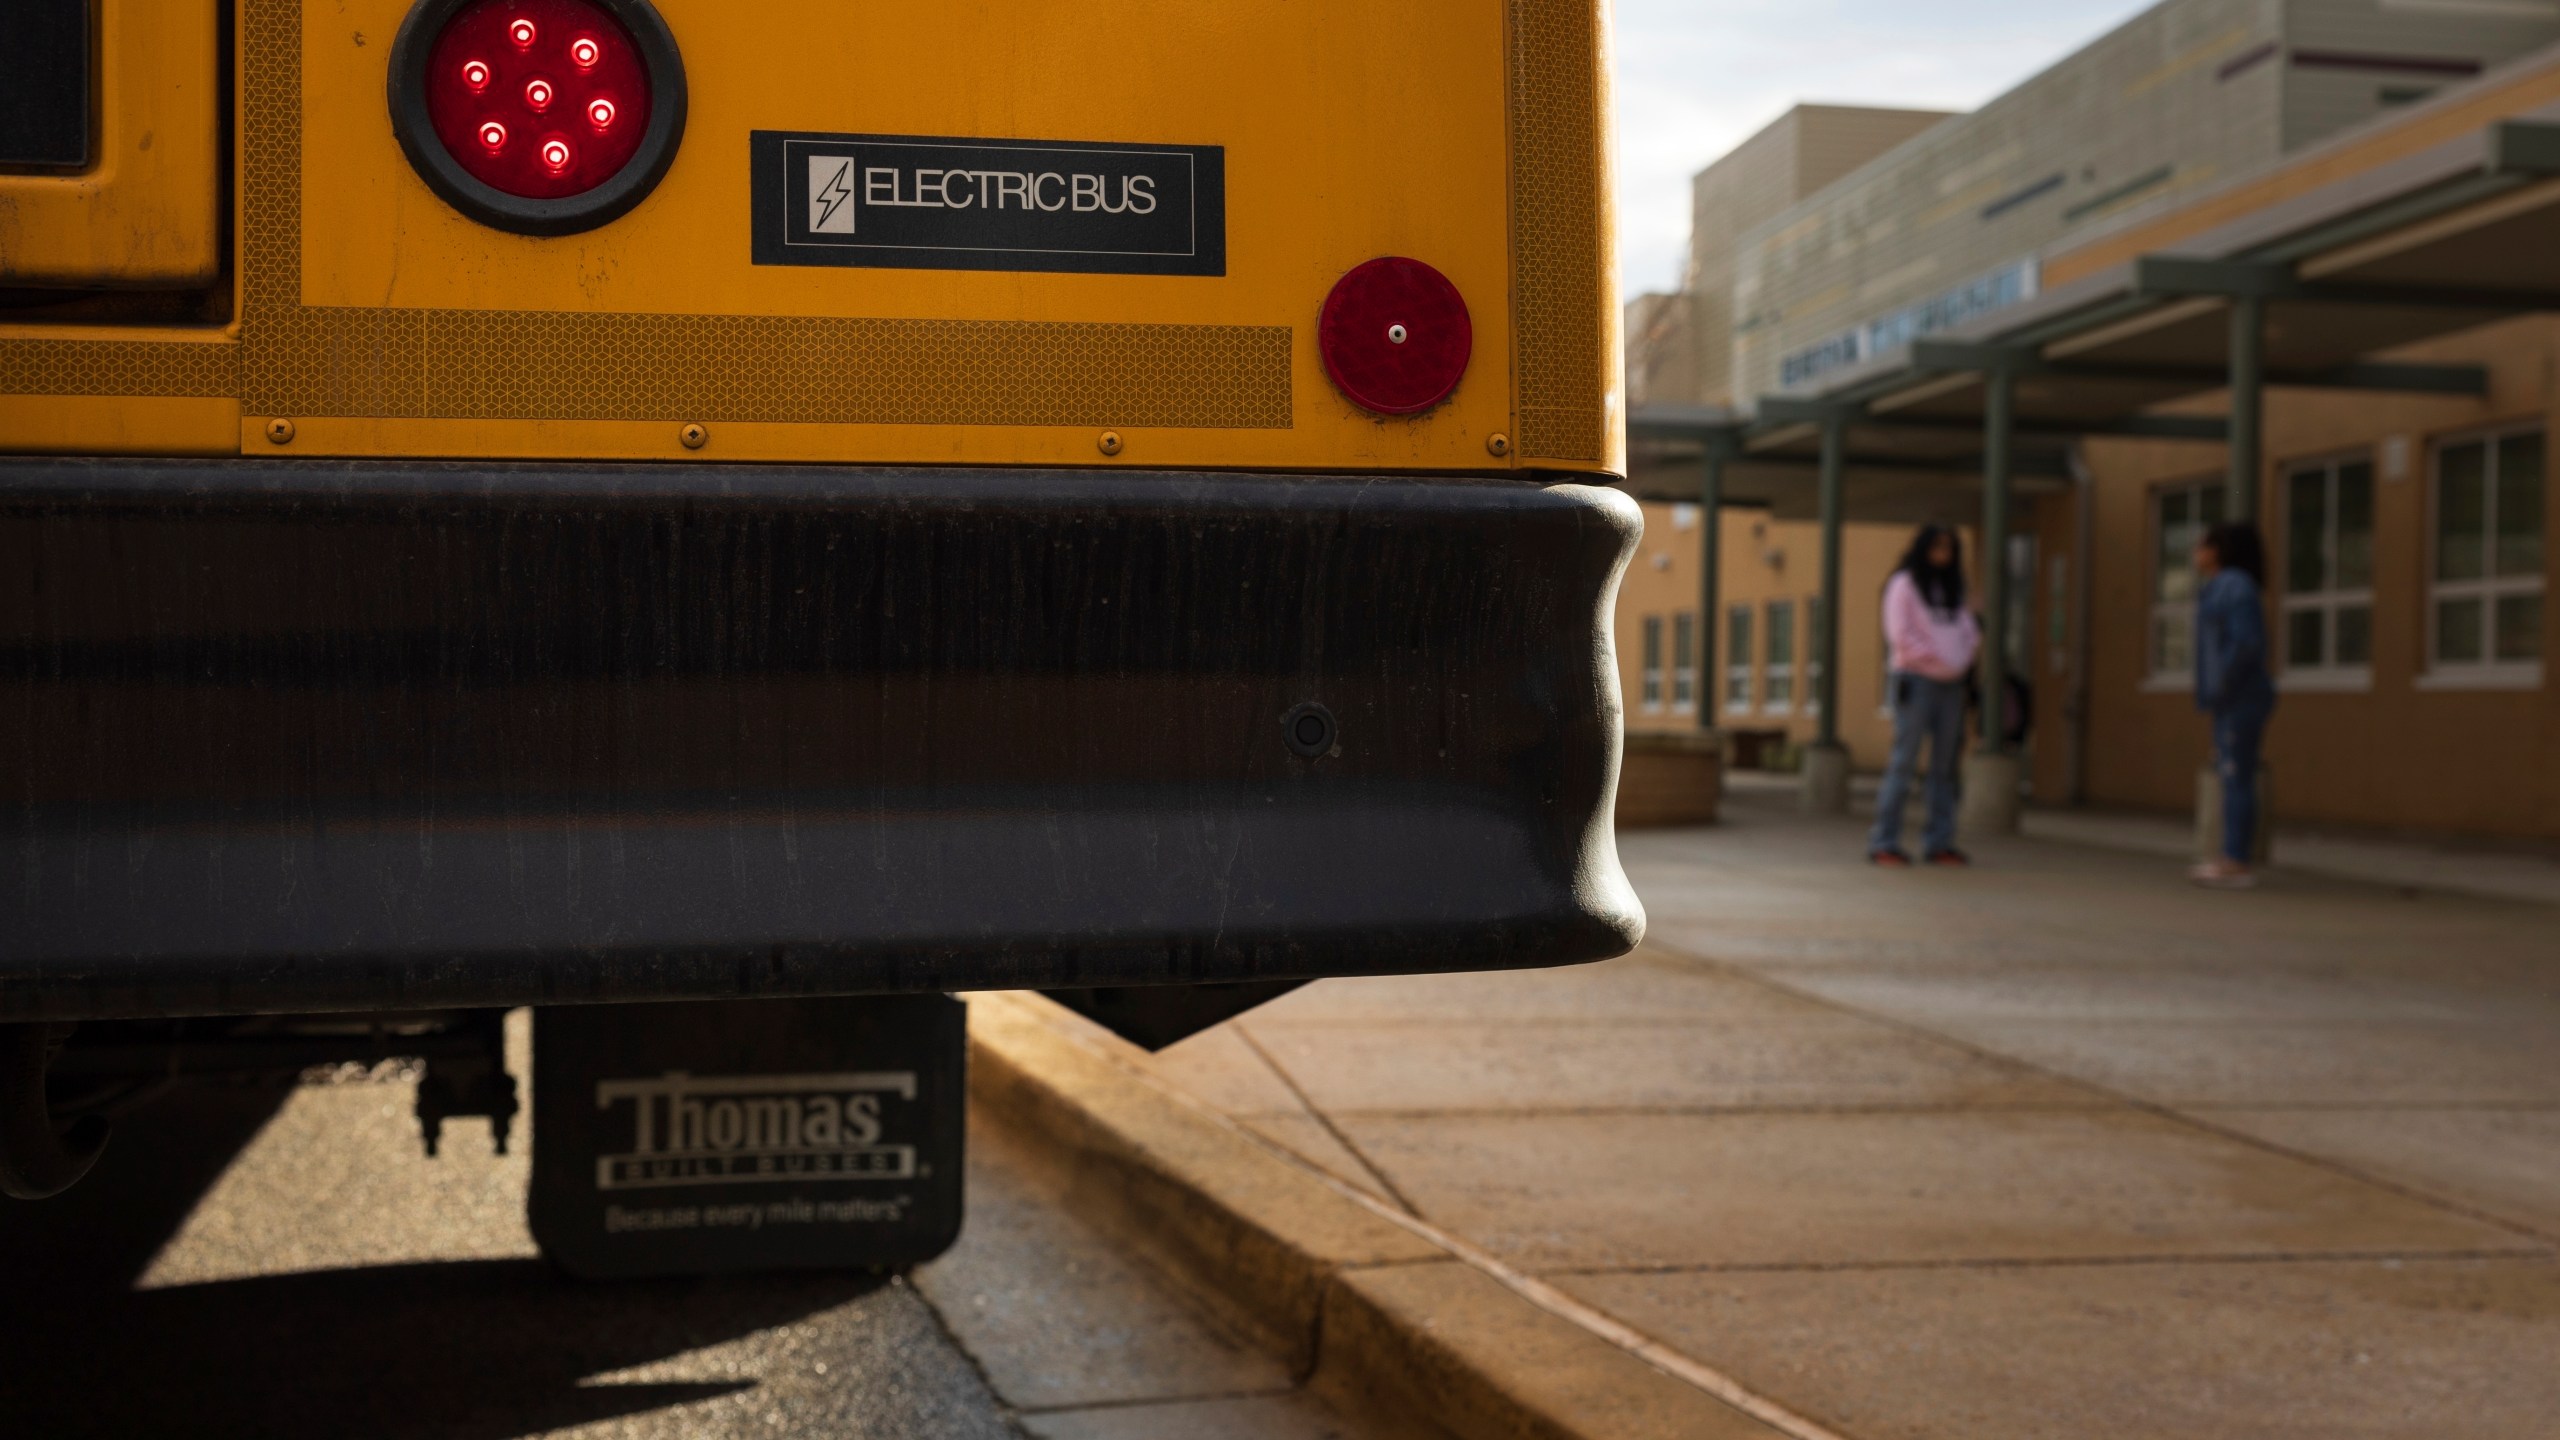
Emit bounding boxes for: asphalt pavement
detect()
[0,1015,1370,1440]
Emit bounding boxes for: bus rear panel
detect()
[0,0,1637,1024]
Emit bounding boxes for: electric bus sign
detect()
[751,130,1225,275]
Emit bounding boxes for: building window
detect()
[2281,455,2375,686]
[2150,479,2227,681]
[1764,600,1797,711]
[2006,534,2038,677]
[1640,616,1664,712]
[2430,428,2545,686]
[1805,594,1826,716]
[1725,605,1754,712]
[1672,612,1697,714]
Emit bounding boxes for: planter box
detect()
[1615,731,1723,828]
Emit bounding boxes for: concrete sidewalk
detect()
[1735,768,2560,908]
[2019,802,2560,908]
[1123,785,2560,1438]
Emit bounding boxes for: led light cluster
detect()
[422,0,652,199]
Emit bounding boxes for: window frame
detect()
[2425,423,2546,690]
[1724,604,1756,714]
[1640,614,1665,713]
[2146,476,2226,690]
[1804,593,1826,718]
[1671,611,1697,715]
[2277,451,2376,693]
[1763,598,1797,714]
[2005,533,2038,679]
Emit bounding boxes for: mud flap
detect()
[529,995,965,1279]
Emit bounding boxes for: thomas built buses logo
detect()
[592,1070,918,1191]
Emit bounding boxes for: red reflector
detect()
[1317,258,1473,416]
[424,0,652,200]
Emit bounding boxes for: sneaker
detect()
[2191,861,2258,890]
[1925,848,1971,867]
[1868,849,1913,868]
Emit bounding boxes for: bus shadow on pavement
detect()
[0,1083,878,1440]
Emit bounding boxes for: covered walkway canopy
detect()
[1624,65,2560,792]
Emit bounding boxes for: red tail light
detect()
[425,0,648,199]
[390,0,687,235]
[1317,258,1473,416]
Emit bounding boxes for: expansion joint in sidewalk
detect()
[1322,1100,2126,1122]
[1230,1024,1425,1218]
[1640,942,2560,1250]
[987,994,1860,1440]
[1008,1385,1302,1418]
[1542,1245,2557,1279]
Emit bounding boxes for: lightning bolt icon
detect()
[814,160,854,232]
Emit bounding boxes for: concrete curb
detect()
[966,991,1806,1440]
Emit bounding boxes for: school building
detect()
[1621,0,2560,841]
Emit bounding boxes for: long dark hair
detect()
[2202,521,2266,587]
[1896,523,1967,615]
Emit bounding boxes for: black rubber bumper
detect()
[0,460,1644,1020]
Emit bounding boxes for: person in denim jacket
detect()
[2192,521,2275,888]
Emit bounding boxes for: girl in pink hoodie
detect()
[1868,524,1981,866]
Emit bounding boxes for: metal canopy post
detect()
[1697,438,1728,734]
[1952,360,2031,838]
[1814,414,1847,748]
[2227,293,2265,522]
[1978,363,2015,753]
[1801,409,1854,814]
[1742,395,1855,751]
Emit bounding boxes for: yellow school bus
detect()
[0,0,1634,1236]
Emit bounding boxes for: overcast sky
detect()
[1612,0,2160,296]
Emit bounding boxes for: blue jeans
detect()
[2212,701,2270,864]
[1869,673,1966,856]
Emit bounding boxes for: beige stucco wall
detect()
[1615,502,1947,770]
[2051,315,2560,838]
